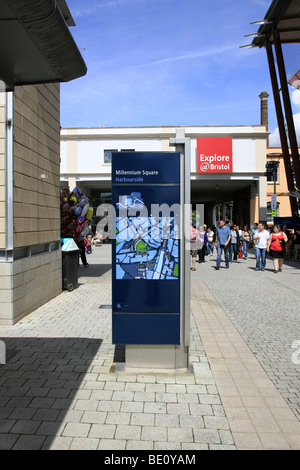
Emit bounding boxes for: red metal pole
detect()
[273,28,300,192]
[266,40,298,215]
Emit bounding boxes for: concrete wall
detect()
[0,250,61,326]
[0,84,62,326]
[13,84,61,247]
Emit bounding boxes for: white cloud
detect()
[269,111,300,147]
[130,44,237,69]
[292,89,300,108]
[269,127,280,147]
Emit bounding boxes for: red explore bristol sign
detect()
[197,137,233,173]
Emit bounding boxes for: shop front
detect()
[61,124,268,231]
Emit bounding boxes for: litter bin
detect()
[61,238,79,291]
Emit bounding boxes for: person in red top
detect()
[267,225,288,273]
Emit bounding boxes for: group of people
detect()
[190,219,299,273]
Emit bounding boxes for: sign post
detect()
[112,150,190,371]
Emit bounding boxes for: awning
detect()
[251,0,300,48]
[0,0,87,91]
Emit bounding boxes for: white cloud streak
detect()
[130,44,238,69]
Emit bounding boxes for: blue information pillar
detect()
[112,151,181,347]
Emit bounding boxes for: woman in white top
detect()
[206,227,214,256]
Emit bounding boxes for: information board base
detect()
[110,345,190,373]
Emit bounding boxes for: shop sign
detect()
[197,137,233,173]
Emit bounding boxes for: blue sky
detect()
[61,0,300,146]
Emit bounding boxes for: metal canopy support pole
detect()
[273,29,300,209]
[169,135,190,370]
[266,40,299,215]
[5,92,14,260]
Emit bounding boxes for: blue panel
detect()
[112,313,180,345]
[112,152,180,184]
[112,151,181,345]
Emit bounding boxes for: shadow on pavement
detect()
[78,263,111,279]
[0,337,102,450]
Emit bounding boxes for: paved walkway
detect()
[0,244,299,450]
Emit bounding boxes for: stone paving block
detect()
[131,412,154,426]
[57,409,83,423]
[155,441,184,450]
[105,411,131,425]
[155,413,179,427]
[74,400,99,411]
[81,411,107,424]
[120,401,143,413]
[179,415,204,429]
[62,422,90,438]
[13,435,46,450]
[98,438,126,450]
[166,403,189,415]
[97,400,121,412]
[143,402,166,414]
[0,434,19,450]
[10,419,41,434]
[89,423,115,439]
[0,246,299,450]
[70,437,99,450]
[203,416,230,430]
[141,426,166,442]
[115,424,141,440]
[167,427,193,442]
[193,428,221,445]
[133,391,155,402]
[126,440,153,450]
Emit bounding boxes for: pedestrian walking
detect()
[267,225,288,273]
[229,224,240,262]
[190,221,199,271]
[214,219,231,270]
[206,227,214,256]
[292,224,300,260]
[251,223,259,248]
[86,234,92,254]
[197,225,208,263]
[241,225,251,260]
[77,237,89,267]
[254,222,269,271]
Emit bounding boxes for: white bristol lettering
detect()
[200,153,230,163]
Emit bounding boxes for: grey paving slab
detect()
[0,245,234,450]
[0,244,299,450]
[192,250,300,422]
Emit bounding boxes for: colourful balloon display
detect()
[60,187,93,240]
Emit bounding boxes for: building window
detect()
[104,149,118,164]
